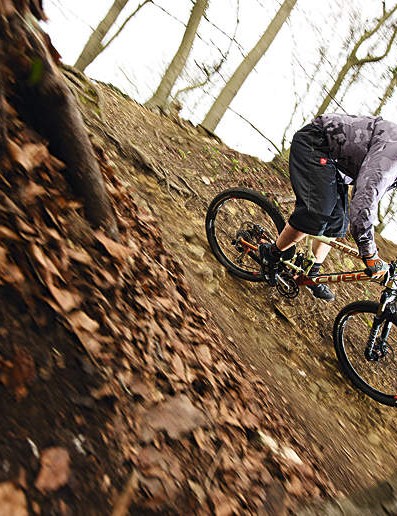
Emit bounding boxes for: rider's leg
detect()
[261,227,335,300]
[275,223,306,251]
[312,239,331,263]
[260,223,307,286]
[306,240,335,301]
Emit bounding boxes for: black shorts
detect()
[288,123,349,238]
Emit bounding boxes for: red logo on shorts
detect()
[320,157,328,165]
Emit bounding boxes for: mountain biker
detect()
[260,113,396,301]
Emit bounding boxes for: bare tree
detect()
[200,0,297,133]
[145,0,208,111]
[315,4,397,116]
[75,0,152,72]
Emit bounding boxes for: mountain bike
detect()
[206,187,397,406]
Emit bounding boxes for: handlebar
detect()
[383,261,397,287]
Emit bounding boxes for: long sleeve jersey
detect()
[312,113,397,256]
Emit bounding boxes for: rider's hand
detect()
[362,253,389,278]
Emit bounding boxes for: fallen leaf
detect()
[95,230,137,260]
[30,244,63,279]
[0,482,28,516]
[73,328,102,357]
[171,354,185,380]
[0,226,20,240]
[195,345,212,365]
[66,311,101,355]
[11,346,36,400]
[47,282,82,313]
[35,447,70,492]
[20,181,47,204]
[68,310,100,333]
[211,489,239,516]
[1,264,25,284]
[141,394,207,442]
[67,247,92,265]
[8,141,50,173]
[0,247,25,284]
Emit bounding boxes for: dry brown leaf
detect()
[47,281,82,313]
[192,427,211,451]
[141,394,207,442]
[0,1,14,17]
[68,310,100,333]
[211,489,240,516]
[20,181,47,204]
[7,140,50,172]
[0,481,28,516]
[30,244,63,279]
[0,226,20,241]
[0,246,8,267]
[128,378,158,401]
[67,247,92,265]
[95,230,137,260]
[11,346,36,400]
[0,245,23,285]
[171,354,185,380]
[135,296,154,315]
[66,310,101,355]
[35,447,70,493]
[16,218,36,237]
[73,328,102,357]
[195,345,212,366]
[155,296,180,313]
[91,383,114,400]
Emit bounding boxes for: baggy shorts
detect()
[288,123,349,238]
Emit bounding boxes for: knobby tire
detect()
[205,188,285,282]
[333,300,397,406]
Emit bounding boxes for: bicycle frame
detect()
[240,233,387,285]
[284,235,387,286]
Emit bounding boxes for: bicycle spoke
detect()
[212,198,278,275]
[341,312,397,395]
[206,188,285,282]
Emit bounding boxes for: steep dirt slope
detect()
[82,81,397,500]
[2,67,397,514]
[0,78,341,514]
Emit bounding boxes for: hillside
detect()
[1,68,397,515]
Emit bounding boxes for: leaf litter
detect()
[0,88,337,515]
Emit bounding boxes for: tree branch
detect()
[101,0,153,53]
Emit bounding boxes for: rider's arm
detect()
[349,162,396,259]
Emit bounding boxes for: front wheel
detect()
[333,301,397,406]
[205,188,285,282]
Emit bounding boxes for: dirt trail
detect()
[88,84,397,499]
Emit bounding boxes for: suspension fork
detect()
[365,291,394,360]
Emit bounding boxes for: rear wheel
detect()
[333,301,397,406]
[205,188,285,282]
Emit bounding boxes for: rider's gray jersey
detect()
[313,113,397,256]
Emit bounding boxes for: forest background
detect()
[43,0,397,238]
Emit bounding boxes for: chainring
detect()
[276,270,299,298]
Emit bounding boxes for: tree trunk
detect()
[74,0,129,72]
[2,12,119,239]
[145,0,208,111]
[200,0,297,133]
